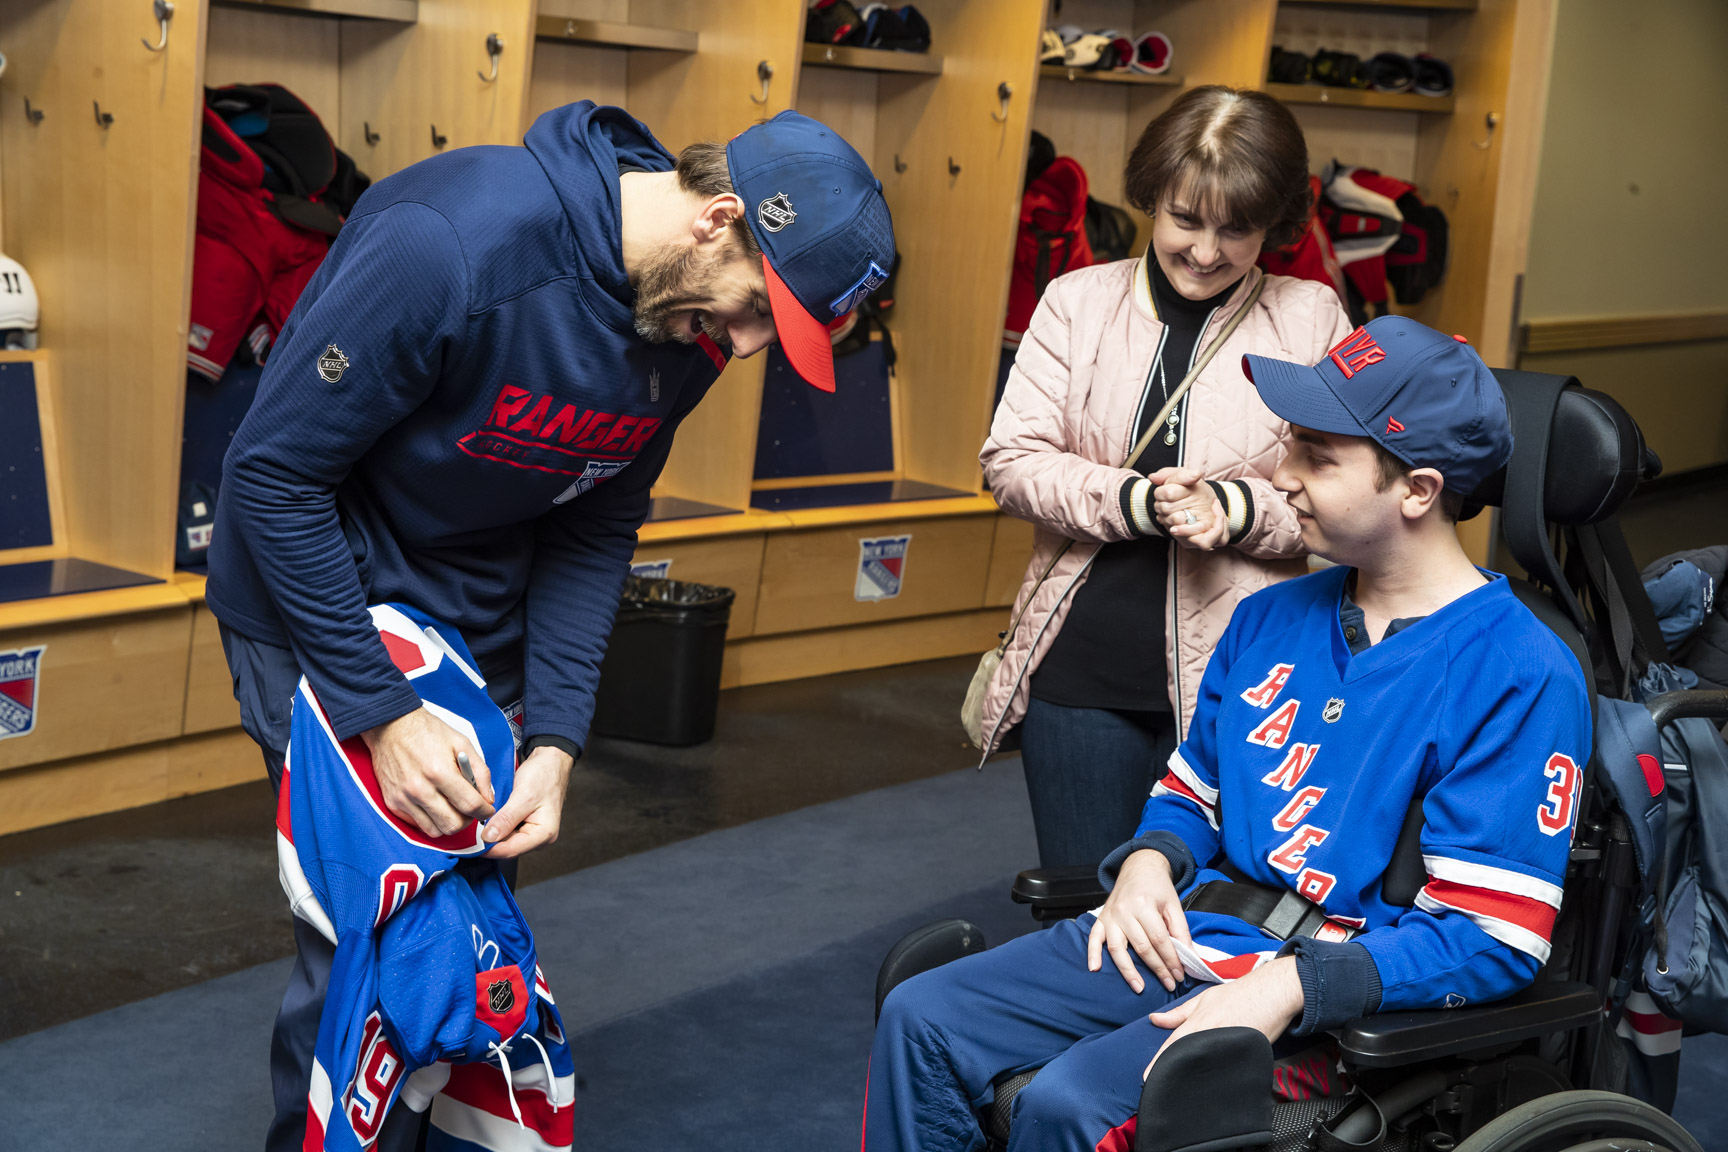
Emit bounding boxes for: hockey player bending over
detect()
[863,318,1592,1152]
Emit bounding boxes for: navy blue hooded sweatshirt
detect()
[207,103,728,749]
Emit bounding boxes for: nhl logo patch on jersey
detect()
[488,979,515,1014]
[855,535,911,602]
[553,458,631,504]
[0,645,44,741]
[317,343,350,383]
[757,191,797,233]
[1323,698,1345,724]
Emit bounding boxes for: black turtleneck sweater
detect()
[1029,257,1243,712]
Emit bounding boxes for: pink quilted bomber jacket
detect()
[977,256,1353,756]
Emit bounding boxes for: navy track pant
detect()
[865,913,1204,1152]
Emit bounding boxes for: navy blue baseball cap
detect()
[1243,316,1513,498]
[727,111,894,392]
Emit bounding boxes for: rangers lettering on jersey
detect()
[1246,699,1300,749]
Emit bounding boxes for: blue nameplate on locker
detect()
[0,361,52,551]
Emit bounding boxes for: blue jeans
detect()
[1019,698,1178,870]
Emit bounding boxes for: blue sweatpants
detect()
[865,913,1204,1152]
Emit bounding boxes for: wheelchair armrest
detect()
[1338,980,1601,1069]
[1011,866,1107,923]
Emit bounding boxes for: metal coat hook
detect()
[893,154,907,174]
[947,157,961,176]
[141,0,174,53]
[477,33,503,83]
[991,81,1013,123]
[363,122,380,146]
[750,60,774,105]
[24,97,44,125]
[431,124,447,148]
[1472,111,1501,151]
[93,100,114,128]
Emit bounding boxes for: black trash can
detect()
[590,576,736,746]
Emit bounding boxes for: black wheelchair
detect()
[876,370,1728,1152]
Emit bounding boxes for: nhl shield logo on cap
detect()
[488,979,515,1014]
[317,343,350,383]
[1324,698,1345,723]
[757,191,796,233]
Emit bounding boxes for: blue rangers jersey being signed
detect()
[278,603,573,1151]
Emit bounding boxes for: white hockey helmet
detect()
[0,253,39,349]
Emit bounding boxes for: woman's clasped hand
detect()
[1149,466,1230,550]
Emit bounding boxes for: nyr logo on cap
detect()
[317,344,350,383]
[1328,328,1386,379]
[757,192,797,233]
[830,260,891,318]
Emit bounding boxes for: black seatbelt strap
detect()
[1182,872,1357,942]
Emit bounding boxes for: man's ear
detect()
[691,193,746,247]
[1401,468,1446,520]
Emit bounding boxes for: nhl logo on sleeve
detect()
[317,344,350,383]
[855,535,911,602]
[0,646,45,741]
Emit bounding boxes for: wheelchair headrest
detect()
[1467,371,1657,525]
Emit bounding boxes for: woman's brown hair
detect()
[1123,86,1311,250]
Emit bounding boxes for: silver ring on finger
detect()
[1184,511,1197,525]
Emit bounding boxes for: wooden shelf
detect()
[534,17,698,53]
[1039,65,1181,87]
[1265,82,1455,113]
[801,43,943,75]
[1279,0,1475,10]
[212,0,416,20]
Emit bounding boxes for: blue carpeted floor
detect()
[1,758,1724,1150]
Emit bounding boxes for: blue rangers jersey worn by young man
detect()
[1103,566,1592,1032]
[210,100,731,754]
[278,603,574,1151]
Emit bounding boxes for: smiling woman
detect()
[977,86,1355,873]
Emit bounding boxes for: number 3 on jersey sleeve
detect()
[1537,753,1580,836]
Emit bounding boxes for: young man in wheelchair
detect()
[865,318,1593,1151]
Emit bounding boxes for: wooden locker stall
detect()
[0,0,1560,831]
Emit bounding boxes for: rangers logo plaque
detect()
[317,344,350,383]
[756,192,797,233]
[855,535,911,602]
[0,646,45,741]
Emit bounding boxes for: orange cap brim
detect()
[763,257,836,393]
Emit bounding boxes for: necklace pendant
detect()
[1163,430,1178,445]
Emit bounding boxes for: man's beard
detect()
[632,239,738,346]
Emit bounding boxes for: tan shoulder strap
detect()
[996,273,1268,653]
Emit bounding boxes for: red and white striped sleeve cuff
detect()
[1414,855,1564,964]
[1151,749,1220,830]
[1615,990,1683,1057]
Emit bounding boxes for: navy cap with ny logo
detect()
[727,111,895,393]
[1242,315,1513,498]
